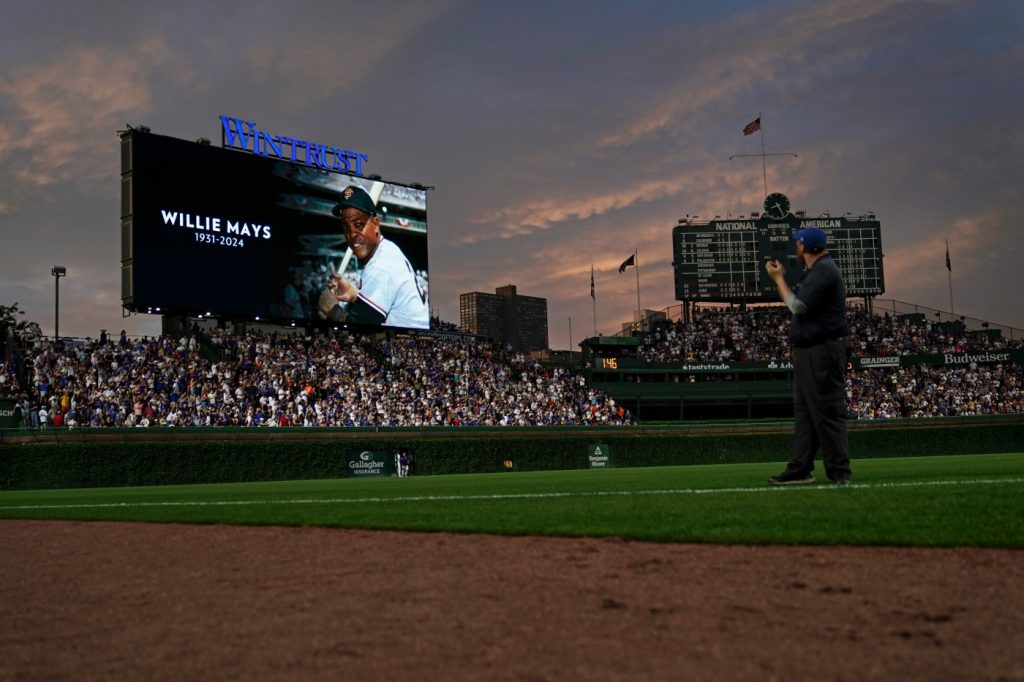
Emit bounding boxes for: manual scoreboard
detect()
[672,214,884,302]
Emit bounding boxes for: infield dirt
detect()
[1,520,1021,680]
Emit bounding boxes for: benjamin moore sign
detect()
[220,115,368,176]
[588,443,611,468]
[345,450,397,478]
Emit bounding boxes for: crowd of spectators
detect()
[631,305,1024,419]
[848,364,1024,419]
[640,307,792,363]
[3,327,629,429]
[3,304,1023,428]
[379,335,626,426]
[639,306,1024,363]
[846,308,1023,357]
[0,358,23,396]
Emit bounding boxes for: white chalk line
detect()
[1,477,1023,512]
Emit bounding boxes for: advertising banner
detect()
[854,350,1023,369]
[608,351,1020,372]
[345,449,397,478]
[0,398,19,429]
[588,443,612,468]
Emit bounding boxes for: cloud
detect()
[463,175,694,241]
[595,0,955,150]
[235,2,460,110]
[451,0,952,248]
[2,0,1019,345]
[0,39,190,192]
[458,153,820,245]
[883,208,1003,294]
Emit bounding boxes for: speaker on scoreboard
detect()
[120,131,134,306]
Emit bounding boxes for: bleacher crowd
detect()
[637,306,1024,418]
[847,364,1023,419]
[3,328,629,429]
[640,307,1023,363]
[2,304,1022,428]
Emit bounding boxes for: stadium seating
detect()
[2,305,1022,427]
[640,307,1023,363]
[4,328,630,428]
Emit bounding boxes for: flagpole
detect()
[634,249,643,332]
[729,114,796,198]
[758,112,768,196]
[568,316,573,360]
[946,239,955,315]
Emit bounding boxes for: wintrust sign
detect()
[219,115,368,176]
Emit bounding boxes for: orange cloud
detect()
[0,40,187,189]
[459,154,818,246]
[882,209,1000,294]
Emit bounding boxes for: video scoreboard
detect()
[672,215,884,302]
[120,128,431,330]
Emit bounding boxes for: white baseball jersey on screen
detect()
[357,238,429,328]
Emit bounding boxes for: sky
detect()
[1,0,1022,349]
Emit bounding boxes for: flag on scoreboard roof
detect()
[946,241,952,272]
[743,117,761,135]
[590,266,595,298]
[618,253,636,273]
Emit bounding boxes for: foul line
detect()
[1,477,1023,512]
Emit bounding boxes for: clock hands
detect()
[764,193,790,219]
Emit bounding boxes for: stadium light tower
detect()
[51,266,66,340]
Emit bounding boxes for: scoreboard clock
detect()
[672,201,884,302]
[763,192,791,220]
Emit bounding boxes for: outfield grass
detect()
[1,453,1022,547]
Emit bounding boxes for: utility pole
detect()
[51,266,67,340]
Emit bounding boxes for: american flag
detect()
[590,267,595,298]
[946,242,951,272]
[743,117,761,136]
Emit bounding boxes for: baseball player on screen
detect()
[317,185,429,329]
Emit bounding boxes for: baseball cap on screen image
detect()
[332,185,377,217]
[791,227,827,248]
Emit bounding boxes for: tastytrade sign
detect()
[219,115,368,176]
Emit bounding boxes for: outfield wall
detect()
[2,416,1023,490]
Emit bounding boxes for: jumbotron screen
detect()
[121,131,430,329]
[672,215,884,302]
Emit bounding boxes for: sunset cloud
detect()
[0,0,1019,347]
[0,40,187,191]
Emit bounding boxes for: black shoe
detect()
[832,476,852,486]
[768,471,815,485]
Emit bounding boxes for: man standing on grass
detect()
[764,227,852,486]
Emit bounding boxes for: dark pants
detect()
[788,339,851,481]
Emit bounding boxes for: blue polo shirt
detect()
[789,254,849,348]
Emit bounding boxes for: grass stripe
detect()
[3,476,1022,511]
[3,455,1022,547]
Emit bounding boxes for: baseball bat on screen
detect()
[338,247,354,276]
[317,247,355,320]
